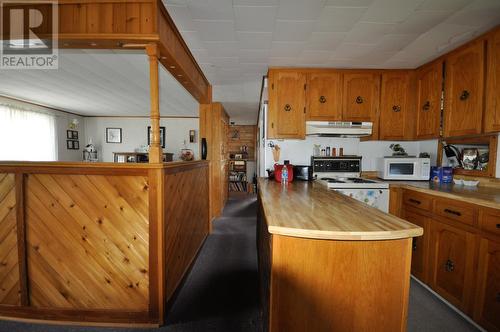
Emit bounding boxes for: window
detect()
[0,104,57,161]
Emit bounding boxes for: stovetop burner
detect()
[320,177,346,183]
[347,177,377,184]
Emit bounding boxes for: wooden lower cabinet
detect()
[403,209,430,283]
[428,220,476,313]
[474,238,500,332]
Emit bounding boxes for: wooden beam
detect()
[146,43,162,164]
[15,174,28,306]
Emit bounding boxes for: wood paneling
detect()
[164,165,209,301]
[268,235,412,332]
[443,40,485,137]
[227,125,257,160]
[0,174,20,306]
[306,72,342,121]
[485,28,500,133]
[416,61,443,139]
[24,173,150,310]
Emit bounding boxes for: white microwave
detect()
[377,157,431,181]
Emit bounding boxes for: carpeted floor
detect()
[0,194,480,332]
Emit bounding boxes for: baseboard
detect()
[410,276,485,332]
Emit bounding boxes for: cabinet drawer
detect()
[479,210,500,237]
[403,191,432,211]
[433,199,477,226]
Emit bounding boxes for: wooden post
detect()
[146,43,162,163]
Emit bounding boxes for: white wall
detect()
[84,117,199,162]
[264,137,439,171]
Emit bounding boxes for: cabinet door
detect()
[268,70,306,139]
[485,29,500,133]
[379,72,410,140]
[403,209,430,283]
[429,220,476,312]
[306,72,342,121]
[416,61,443,139]
[474,238,500,332]
[342,73,380,122]
[443,41,485,137]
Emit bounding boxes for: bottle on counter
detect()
[332,147,337,157]
[313,144,320,157]
[339,147,344,156]
[326,146,330,156]
[281,164,288,184]
[321,149,326,156]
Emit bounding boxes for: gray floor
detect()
[0,194,479,332]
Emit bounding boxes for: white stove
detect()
[312,156,390,212]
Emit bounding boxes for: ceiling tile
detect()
[194,20,236,41]
[233,0,279,4]
[333,42,375,57]
[372,34,418,52]
[164,4,195,31]
[395,10,454,34]
[416,0,470,11]
[297,50,332,64]
[344,22,396,43]
[234,5,278,32]
[203,41,240,57]
[237,31,273,49]
[270,41,306,57]
[306,32,346,51]
[178,30,205,50]
[239,49,270,62]
[276,0,325,20]
[446,4,500,27]
[188,0,234,20]
[273,20,315,42]
[361,0,425,23]
[315,6,368,32]
[268,57,299,66]
[325,0,374,6]
[210,56,240,66]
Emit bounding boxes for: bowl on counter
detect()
[453,179,464,185]
[463,180,480,187]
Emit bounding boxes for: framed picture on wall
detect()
[106,128,122,143]
[147,126,165,148]
[67,130,79,139]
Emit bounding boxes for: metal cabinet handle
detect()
[409,198,421,205]
[444,259,455,272]
[444,208,462,217]
[460,90,470,100]
[284,104,292,112]
[355,96,364,104]
[422,101,430,111]
[392,105,401,112]
[319,95,327,103]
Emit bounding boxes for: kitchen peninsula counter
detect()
[258,178,423,240]
[257,178,422,332]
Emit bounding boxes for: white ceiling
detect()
[164,0,500,124]
[0,49,199,117]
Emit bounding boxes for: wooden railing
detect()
[0,161,209,326]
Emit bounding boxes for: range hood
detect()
[306,121,373,137]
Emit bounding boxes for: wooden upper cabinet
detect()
[342,73,380,122]
[485,29,500,133]
[268,70,306,139]
[306,72,342,121]
[429,220,476,313]
[416,61,443,139]
[443,41,485,137]
[379,72,411,140]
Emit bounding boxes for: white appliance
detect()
[306,121,373,137]
[312,156,390,213]
[377,157,431,181]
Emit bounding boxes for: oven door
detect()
[333,189,389,213]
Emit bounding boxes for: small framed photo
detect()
[66,130,79,139]
[72,131,79,139]
[66,140,73,149]
[66,140,80,150]
[147,126,165,148]
[73,140,79,150]
[106,128,122,143]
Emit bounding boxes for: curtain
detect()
[0,104,57,161]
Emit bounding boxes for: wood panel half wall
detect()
[0,161,209,327]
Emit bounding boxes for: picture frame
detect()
[66,140,80,150]
[106,128,122,143]
[73,140,79,150]
[147,126,165,148]
[66,130,79,139]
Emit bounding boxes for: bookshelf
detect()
[229,160,248,192]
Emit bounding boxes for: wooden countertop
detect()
[389,181,500,210]
[258,178,423,241]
